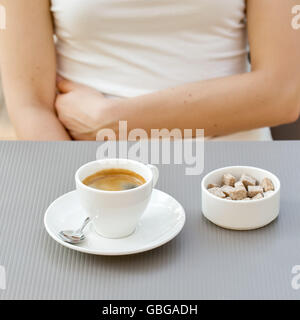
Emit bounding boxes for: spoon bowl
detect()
[59,230,86,244]
[58,217,91,244]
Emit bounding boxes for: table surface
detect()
[0,141,300,300]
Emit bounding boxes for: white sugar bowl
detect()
[201,166,280,230]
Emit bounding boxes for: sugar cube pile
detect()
[207,173,274,201]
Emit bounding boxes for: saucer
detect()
[44,189,186,255]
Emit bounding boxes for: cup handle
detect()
[147,164,159,188]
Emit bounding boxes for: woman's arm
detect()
[55,0,300,140]
[0,0,70,140]
[112,0,300,137]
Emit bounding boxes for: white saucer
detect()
[44,189,185,256]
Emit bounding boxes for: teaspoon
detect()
[58,217,91,244]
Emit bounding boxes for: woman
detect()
[0,0,299,140]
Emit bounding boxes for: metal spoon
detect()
[58,217,91,244]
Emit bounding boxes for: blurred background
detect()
[0,75,299,140]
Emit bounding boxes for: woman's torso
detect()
[51,0,272,141]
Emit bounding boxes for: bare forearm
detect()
[9,105,71,140]
[115,70,299,137]
[113,0,300,137]
[0,0,70,140]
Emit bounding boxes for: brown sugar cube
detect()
[221,185,235,197]
[240,174,256,188]
[208,187,226,199]
[234,181,247,194]
[252,193,263,200]
[207,183,220,189]
[234,181,245,189]
[260,178,274,192]
[248,186,263,198]
[264,190,274,198]
[228,187,247,200]
[222,173,236,187]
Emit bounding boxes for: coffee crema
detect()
[82,168,146,191]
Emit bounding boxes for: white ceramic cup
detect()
[201,166,280,230]
[75,159,159,238]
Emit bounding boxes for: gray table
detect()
[0,141,300,300]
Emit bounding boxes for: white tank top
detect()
[51,0,272,141]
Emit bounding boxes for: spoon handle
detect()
[78,217,91,233]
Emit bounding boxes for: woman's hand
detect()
[55,78,119,140]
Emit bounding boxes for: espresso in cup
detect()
[82,168,146,191]
[76,159,159,238]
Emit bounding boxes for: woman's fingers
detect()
[56,76,90,93]
[55,80,110,140]
[55,94,68,123]
[56,76,106,98]
[56,78,78,93]
[56,75,63,83]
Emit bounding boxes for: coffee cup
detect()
[75,159,159,238]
